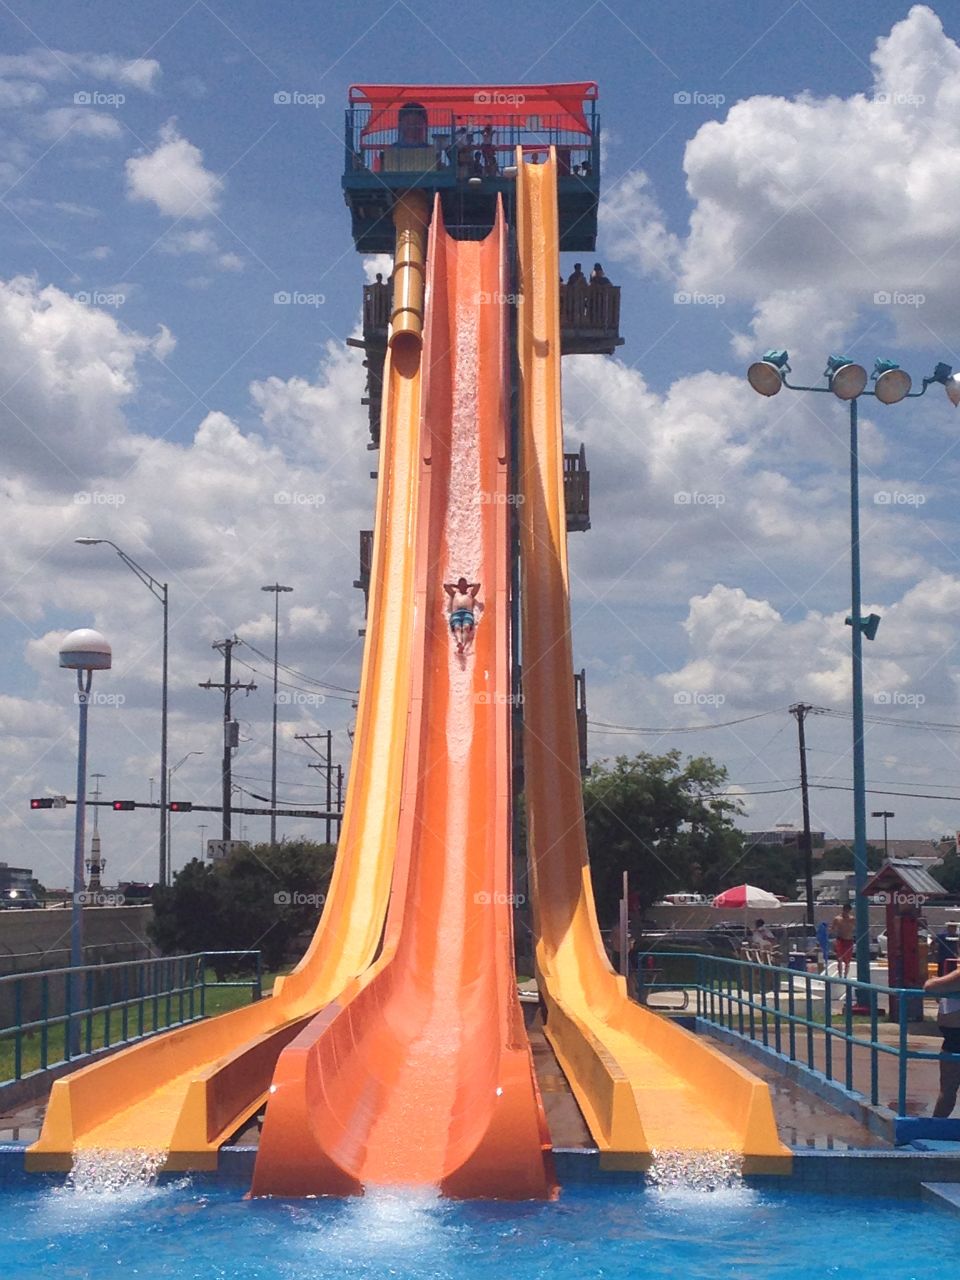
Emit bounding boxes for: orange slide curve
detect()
[250,198,555,1199]
[27,195,429,1173]
[516,151,791,1174]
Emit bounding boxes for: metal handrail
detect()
[0,950,262,1085]
[0,948,260,988]
[635,949,959,1117]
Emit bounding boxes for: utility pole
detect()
[296,731,336,844]
[261,583,293,847]
[200,638,255,841]
[790,703,816,928]
[336,764,344,837]
[324,729,332,844]
[872,809,894,861]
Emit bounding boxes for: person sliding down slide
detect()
[444,577,481,653]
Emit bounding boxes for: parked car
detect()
[0,888,40,910]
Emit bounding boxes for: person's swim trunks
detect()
[449,609,474,631]
[836,938,854,962]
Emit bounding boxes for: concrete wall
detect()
[0,906,154,1027]
[0,906,153,977]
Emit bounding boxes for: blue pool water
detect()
[0,1178,954,1279]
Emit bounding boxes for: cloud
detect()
[0,271,376,884]
[600,170,680,279]
[125,119,222,219]
[607,6,960,359]
[158,228,244,272]
[0,79,45,109]
[0,275,173,485]
[0,50,160,91]
[38,106,123,140]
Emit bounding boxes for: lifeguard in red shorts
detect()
[832,903,855,978]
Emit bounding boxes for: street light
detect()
[59,627,112,1054]
[75,538,170,886]
[261,583,293,846]
[168,751,203,876]
[747,350,954,996]
[872,809,895,861]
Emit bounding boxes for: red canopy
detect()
[349,83,597,136]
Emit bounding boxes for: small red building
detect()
[863,858,946,1019]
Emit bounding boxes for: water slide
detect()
[515,151,791,1173]
[250,199,555,1199]
[29,149,788,1188]
[26,196,430,1173]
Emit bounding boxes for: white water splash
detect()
[66,1147,166,1194]
[647,1149,745,1194]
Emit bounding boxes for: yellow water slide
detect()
[515,151,790,1173]
[27,194,431,1173]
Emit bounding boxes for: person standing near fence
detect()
[831,904,855,978]
[923,963,960,1118]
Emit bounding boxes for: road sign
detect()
[206,839,250,861]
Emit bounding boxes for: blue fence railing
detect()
[0,951,262,1087]
[636,950,958,1118]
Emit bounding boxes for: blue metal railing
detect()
[0,950,262,1086]
[636,950,958,1117]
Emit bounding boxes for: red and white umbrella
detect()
[712,884,782,910]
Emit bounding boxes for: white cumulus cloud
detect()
[125,119,222,219]
[607,5,960,359]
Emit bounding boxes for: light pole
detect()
[872,809,895,861]
[168,750,203,877]
[59,627,112,1055]
[198,823,208,857]
[261,583,293,846]
[76,538,170,886]
[748,351,958,995]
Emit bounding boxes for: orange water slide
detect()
[516,152,791,1172]
[26,196,430,1173]
[251,199,555,1200]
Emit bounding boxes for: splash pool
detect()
[0,1178,955,1280]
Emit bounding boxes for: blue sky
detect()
[4,2,960,887]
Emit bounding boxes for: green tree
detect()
[149,840,335,974]
[936,849,960,895]
[582,751,745,923]
[818,843,884,873]
[732,842,803,900]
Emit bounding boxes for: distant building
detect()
[821,838,946,865]
[745,825,825,849]
[797,870,856,902]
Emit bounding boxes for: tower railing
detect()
[344,108,599,181]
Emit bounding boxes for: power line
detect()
[713,782,960,802]
[813,706,960,733]
[228,651,356,704]
[232,773,330,792]
[241,640,358,697]
[589,711,780,734]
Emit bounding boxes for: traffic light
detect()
[30,798,55,809]
[169,801,193,813]
[112,800,136,811]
